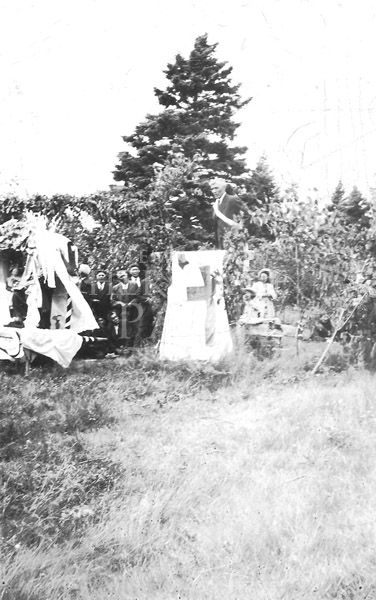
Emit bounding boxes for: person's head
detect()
[108,311,119,325]
[258,269,270,283]
[96,271,106,282]
[117,269,128,283]
[79,264,91,278]
[128,264,140,278]
[97,317,106,329]
[209,178,227,199]
[243,288,256,302]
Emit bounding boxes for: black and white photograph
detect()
[1,1,376,598]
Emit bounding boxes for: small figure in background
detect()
[239,288,263,325]
[111,270,129,311]
[312,314,333,340]
[251,268,277,320]
[77,264,91,293]
[6,266,27,323]
[91,270,111,319]
[126,263,153,348]
[6,266,22,292]
[106,310,127,354]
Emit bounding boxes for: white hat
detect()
[79,264,91,276]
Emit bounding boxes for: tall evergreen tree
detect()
[342,186,371,229]
[112,34,252,248]
[113,34,251,191]
[328,182,370,231]
[328,180,345,210]
[246,156,279,207]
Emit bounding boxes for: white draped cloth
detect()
[159,253,233,361]
[0,326,83,368]
[19,229,97,332]
[160,259,208,360]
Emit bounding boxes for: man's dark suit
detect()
[91,282,111,319]
[214,192,245,249]
[126,278,153,347]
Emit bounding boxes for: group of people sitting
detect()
[77,262,153,357]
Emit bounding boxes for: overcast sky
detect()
[1,0,376,200]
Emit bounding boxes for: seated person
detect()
[312,314,333,340]
[106,310,127,354]
[239,288,263,325]
[251,268,277,320]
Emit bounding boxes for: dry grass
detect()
[2,343,376,599]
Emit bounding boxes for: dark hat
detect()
[128,262,140,270]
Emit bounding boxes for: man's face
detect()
[209,178,227,198]
[110,313,119,325]
[260,272,268,283]
[97,272,106,282]
[117,271,128,283]
[130,267,140,278]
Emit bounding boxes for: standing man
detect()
[77,264,92,305]
[210,178,245,249]
[111,269,129,310]
[111,269,129,340]
[126,263,153,348]
[91,270,111,320]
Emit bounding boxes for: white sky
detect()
[1,0,376,200]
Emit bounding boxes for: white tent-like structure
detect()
[0,215,98,368]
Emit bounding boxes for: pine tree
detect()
[328,180,345,210]
[113,34,250,189]
[328,183,370,230]
[245,156,279,207]
[342,186,371,229]
[113,34,252,248]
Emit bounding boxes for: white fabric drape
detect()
[159,251,233,362]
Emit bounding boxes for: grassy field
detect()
[2,341,376,600]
